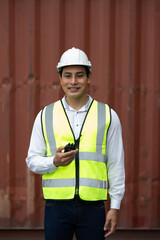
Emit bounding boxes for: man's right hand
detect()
[53,146,78,167]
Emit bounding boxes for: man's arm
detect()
[26,111,58,174]
[104,109,125,237]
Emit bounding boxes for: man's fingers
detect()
[56,147,78,155]
[104,222,116,237]
[61,149,78,162]
[104,209,117,238]
[63,149,78,156]
[56,146,65,153]
[103,219,109,231]
[54,148,78,167]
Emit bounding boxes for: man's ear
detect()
[87,73,91,84]
[59,75,62,85]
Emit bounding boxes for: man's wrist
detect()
[53,156,58,168]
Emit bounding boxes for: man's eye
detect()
[64,75,71,78]
[77,74,84,78]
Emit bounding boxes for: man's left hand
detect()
[104,209,118,238]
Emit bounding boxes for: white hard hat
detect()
[57,47,92,73]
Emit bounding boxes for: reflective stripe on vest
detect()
[41,100,111,201]
[41,103,56,156]
[42,178,108,189]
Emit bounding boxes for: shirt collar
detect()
[62,95,93,112]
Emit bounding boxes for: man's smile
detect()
[68,86,81,92]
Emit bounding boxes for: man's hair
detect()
[59,66,90,78]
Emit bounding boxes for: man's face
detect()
[59,65,91,101]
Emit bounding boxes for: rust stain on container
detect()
[0,0,160,229]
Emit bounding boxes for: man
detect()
[26,47,125,240]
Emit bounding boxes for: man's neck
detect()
[65,95,89,111]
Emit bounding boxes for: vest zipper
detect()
[74,137,80,196]
[60,99,94,199]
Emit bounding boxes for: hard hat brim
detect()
[57,63,92,73]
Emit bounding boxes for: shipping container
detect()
[0,0,160,229]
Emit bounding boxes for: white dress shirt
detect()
[26,96,125,209]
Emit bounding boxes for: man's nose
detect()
[70,75,77,84]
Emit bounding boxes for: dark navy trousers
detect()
[44,199,106,240]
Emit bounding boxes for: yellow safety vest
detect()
[41,99,111,201]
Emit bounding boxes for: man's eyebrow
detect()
[63,72,72,74]
[76,71,85,74]
[63,71,85,74]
